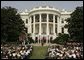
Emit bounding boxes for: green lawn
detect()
[29,46,48,59]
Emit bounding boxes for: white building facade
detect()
[20,6,73,43]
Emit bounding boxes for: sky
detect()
[1,1,83,12]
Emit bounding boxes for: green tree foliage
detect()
[65,6,83,42]
[53,33,69,44]
[1,6,25,42]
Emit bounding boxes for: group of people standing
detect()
[45,44,83,59]
[1,44,32,59]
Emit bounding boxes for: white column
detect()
[39,14,41,43]
[47,14,49,35]
[39,14,41,35]
[46,14,49,43]
[33,15,35,40]
[53,15,55,35]
[28,17,31,33]
[53,15,56,39]
[57,16,61,33]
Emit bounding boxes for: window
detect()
[26,19,28,23]
[50,27,52,34]
[42,24,46,34]
[31,16,33,23]
[41,14,47,22]
[49,24,53,34]
[55,24,57,33]
[35,24,39,34]
[32,25,33,33]
[55,15,57,23]
[62,27,64,33]
[35,14,39,22]
[49,14,53,22]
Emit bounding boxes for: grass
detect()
[29,46,48,59]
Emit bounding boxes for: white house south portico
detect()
[19,6,72,43]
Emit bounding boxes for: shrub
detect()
[27,33,34,44]
[53,33,69,45]
[28,37,34,44]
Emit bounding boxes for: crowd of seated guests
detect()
[1,44,33,59]
[45,44,83,59]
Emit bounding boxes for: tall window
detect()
[31,16,33,23]
[55,15,57,23]
[35,14,39,22]
[35,24,39,34]
[41,14,47,22]
[49,14,53,22]
[32,25,33,33]
[62,27,64,33]
[55,24,57,33]
[49,24,53,34]
[42,24,46,34]
[26,19,28,23]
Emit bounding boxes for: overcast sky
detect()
[1,1,83,12]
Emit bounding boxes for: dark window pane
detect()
[32,25,33,33]
[41,14,47,22]
[31,16,33,23]
[55,15,57,23]
[35,14,39,22]
[49,14,53,22]
[55,25,57,33]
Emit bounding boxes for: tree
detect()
[53,33,69,44]
[65,6,83,42]
[1,6,25,42]
[19,31,26,44]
